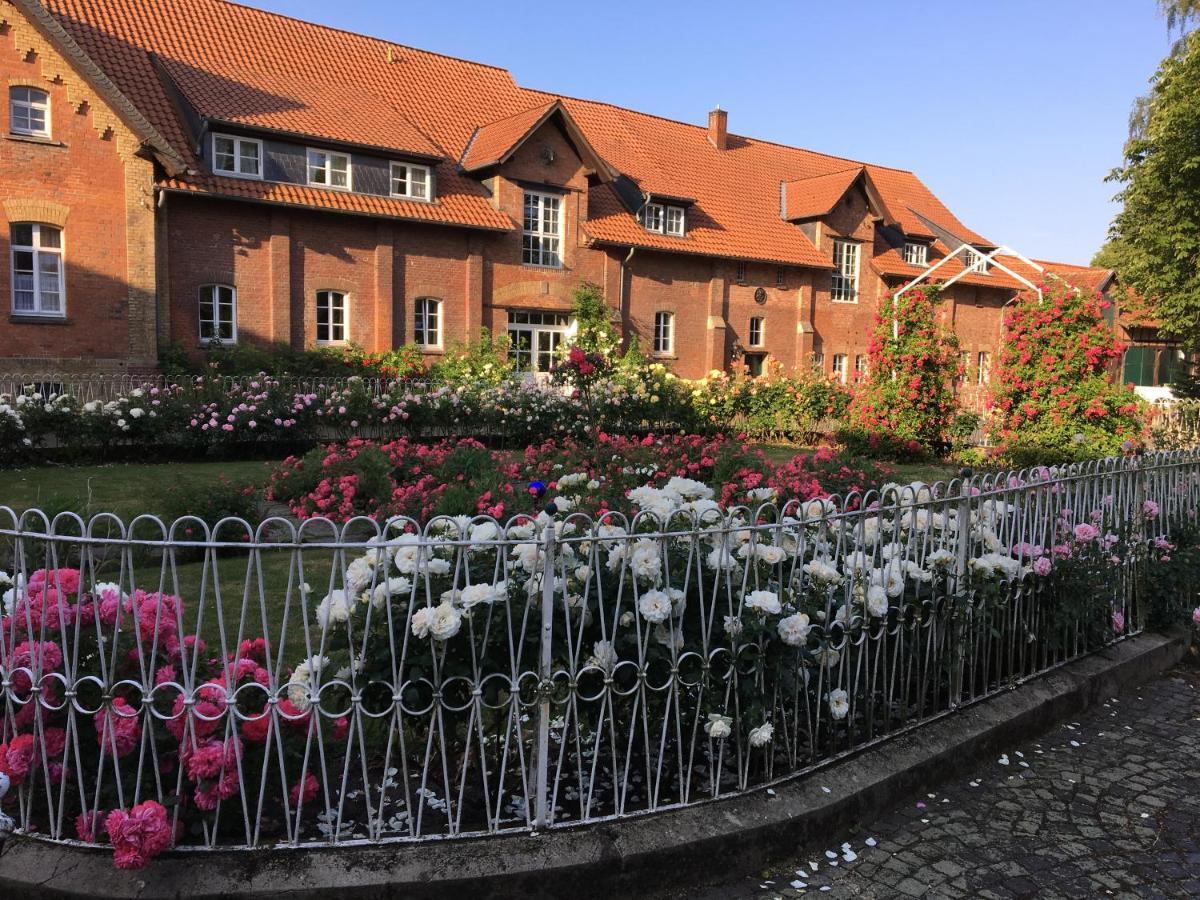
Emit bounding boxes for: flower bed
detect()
[0,450,1196,871]
[0,364,856,467]
[264,433,887,522]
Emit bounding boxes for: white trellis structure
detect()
[889,244,1059,340]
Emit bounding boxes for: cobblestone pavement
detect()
[684,667,1200,899]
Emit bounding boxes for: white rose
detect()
[638,589,672,624]
[829,689,850,720]
[866,585,889,618]
[588,639,619,671]
[745,590,781,616]
[315,590,352,630]
[705,713,733,739]
[749,722,774,747]
[459,583,498,609]
[777,613,811,646]
[370,576,412,608]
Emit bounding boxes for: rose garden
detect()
[2,278,1199,885]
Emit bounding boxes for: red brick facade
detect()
[1,0,1110,392]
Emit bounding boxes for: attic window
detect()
[307,148,351,190]
[212,134,262,178]
[903,241,928,267]
[391,162,431,200]
[962,247,989,274]
[640,202,685,236]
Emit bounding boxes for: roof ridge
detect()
[1029,257,1109,271]
[475,98,558,129]
[211,0,516,77]
[524,86,918,175]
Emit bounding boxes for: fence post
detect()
[949,469,973,709]
[533,517,556,829]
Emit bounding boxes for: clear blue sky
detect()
[253,0,1174,265]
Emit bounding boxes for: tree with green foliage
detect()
[1107,30,1200,347]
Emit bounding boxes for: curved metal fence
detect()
[0,451,1195,851]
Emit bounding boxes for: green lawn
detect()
[0,459,275,519]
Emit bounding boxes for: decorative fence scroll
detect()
[0,451,1196,854]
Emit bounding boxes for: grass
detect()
[0,459,275,519]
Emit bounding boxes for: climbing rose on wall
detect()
[847,284,961,454]
[988,277,1145,464]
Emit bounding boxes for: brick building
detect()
[1,0,1116,399]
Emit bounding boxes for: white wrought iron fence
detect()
[0,451,1195,852]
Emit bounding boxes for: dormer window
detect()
[391,162,431,200]
[903,241,928,267]
[963,247,989,274]
[640,202,685,236]
[307,148,351,190]
[212,134,262,178]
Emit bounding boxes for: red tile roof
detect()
[36,0,1003,267]
[873,245,1030,292]
[460,101,559,170]
[781,168,864,220]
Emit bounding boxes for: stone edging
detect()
[0,630,1186,900]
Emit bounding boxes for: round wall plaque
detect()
[754,287,767,304]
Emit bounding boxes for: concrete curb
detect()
[0,630,1186,900]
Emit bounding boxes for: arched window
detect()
[316,290,348,343]
[9,87,49,137]
[10,223,64,316]
[414,297,441,348]
[198,284,236,344]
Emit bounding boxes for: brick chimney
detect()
[707,106,727,150]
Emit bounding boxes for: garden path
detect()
[677,666,1200,899]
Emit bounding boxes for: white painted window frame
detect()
[198,283,236,344]
[9,86,49,137]
[653,310,674,355]
[390,162,432,201]
[414,297,442,349]
[307,148,352,191]
[10,223,65,317]
[831,239,860,303]
[315,290,349,344]
[831,352,848,384]
[212,133,263,179]
[748,316,764,348]
[902,241,928,267]
[522,190,563,268]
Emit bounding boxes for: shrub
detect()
[989,278,1146,465]
[848,284,960,455]
[428,329,514,385]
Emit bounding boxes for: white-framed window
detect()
[198,283,236,344]
[903,241,928,266]
[831,239,859,302]
[212,133,262,178]
[522,190,562,267]
[414,297,441,348]
[10,223,64,316]
[958,351,971,384]
[640,202,663,232]
[9,86,49,137]
[316,290,348,344]
[653,311,674,355]
[748,316,764,348]
[735,260,747,283]
[854,354,868,380]
[976,351,991,385]
[639,203,685,236]
[831,353,848,383]
[963,247,989,274]
[508,310,572,372]
[307,148,351,190]
[811,351,824,374]
[390,162,431,200]
[664,206,685,236]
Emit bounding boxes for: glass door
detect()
[507,310,573,374]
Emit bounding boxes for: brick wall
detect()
[0,1,157,373]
